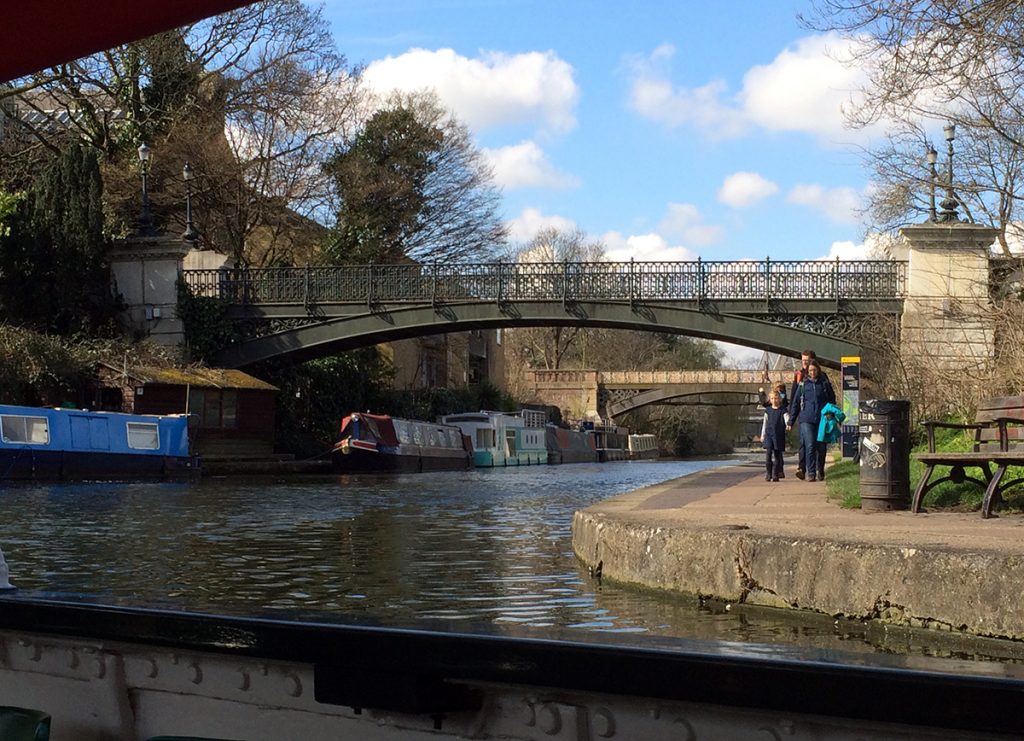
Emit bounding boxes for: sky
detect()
[321,0,889,365]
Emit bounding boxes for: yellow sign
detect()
[841,356,861,364]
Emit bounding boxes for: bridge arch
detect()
[214,300,861,368]
[607,388,764,418]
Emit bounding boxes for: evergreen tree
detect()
[0,144,119,333]
[326,106,443,263]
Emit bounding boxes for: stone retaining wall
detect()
[571,511,1024,640]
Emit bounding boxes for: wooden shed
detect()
[94,365,279,460]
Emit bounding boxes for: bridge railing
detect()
[182,259,906,306]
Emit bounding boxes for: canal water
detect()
[1,459,1022,668]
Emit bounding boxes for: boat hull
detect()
[0,448,196,481]
[332,447,470,474]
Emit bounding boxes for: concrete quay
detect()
[571,460,1024,640]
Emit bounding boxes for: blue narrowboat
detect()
[0,405,196,481]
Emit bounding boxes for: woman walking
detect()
[787,359,835,481]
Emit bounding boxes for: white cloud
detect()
[786,183,862,224]
[601,231,697,262]
[740,34,866,141]
[626,45,747,138]
[483,141,580,190]
[626,34,870,143]
[718,172,779,208]
[819,232,897,260]
[506,208,578,243]
[363,48,579,134]
[657,203,725,246]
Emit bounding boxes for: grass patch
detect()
[824,459,861,508]
[825,424,1024,512]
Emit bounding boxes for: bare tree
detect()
[504,228,604,371]
[860,120,1024,254]
[1,0,364,265]
[804,1,1024,254]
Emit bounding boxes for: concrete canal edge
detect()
[570,465,1024,641]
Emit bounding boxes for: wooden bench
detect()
[912,396,1024,518]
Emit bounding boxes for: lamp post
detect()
[937,122,960,223]
[926,146,938,222]
[137,142,156,236]
[182,161,198,242]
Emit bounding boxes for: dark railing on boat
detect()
[0,596,1020,737]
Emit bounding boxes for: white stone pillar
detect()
[109,235,190,353]
[898,222,999,372]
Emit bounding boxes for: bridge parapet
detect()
[599,370,790,387]
[183,259,905,306]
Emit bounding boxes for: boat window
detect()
[428,430,438,447]
[476,428,495,449]
[127,422,160,450]
[449,429,461,448]
[412,425,424,446]
[0,415,49,444]
[394,420,411,444]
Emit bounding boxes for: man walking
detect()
[790,349,834,480]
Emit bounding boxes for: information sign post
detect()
[841,357,860,459]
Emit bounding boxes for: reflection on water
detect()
[1,459,1022,666]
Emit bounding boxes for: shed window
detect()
[188,389,239,429]
[0,415,49,444]
[127,422,159,450]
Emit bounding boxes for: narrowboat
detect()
[0,404,195,481]
[440,410,547,467]
[331,413,471,473]
[588,423,630,462]
[545,426,598,464]
[628,433,660,460]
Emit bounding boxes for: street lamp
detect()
[937,122,960,223]
[926,146,938,222]
[137,142,156,236]
[182,161,198,242]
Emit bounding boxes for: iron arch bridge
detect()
[181,259,905,368]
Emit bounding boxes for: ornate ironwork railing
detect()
[182,259,906,307]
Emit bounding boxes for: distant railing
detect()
[182,259,906,306]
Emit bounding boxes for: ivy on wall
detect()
[176,280,240,363]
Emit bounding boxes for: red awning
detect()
[1,1,257,83]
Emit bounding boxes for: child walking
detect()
[762,389,788,481]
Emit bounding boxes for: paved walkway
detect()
[588,458,1024,555]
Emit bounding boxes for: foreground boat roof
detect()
[0,595,1021,737]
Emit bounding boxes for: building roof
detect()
[99,363,278,391]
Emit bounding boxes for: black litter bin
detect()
[858,399,911,511]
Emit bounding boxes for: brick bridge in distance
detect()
[523,369,793,421]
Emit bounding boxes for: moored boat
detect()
[331,413,471,473]
[440,409,547,467]
[628,433,659,460]
[0,404,195,481]
[588,423,630,462]
[545,426,598,464]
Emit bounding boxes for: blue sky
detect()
[323,0,883,270]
